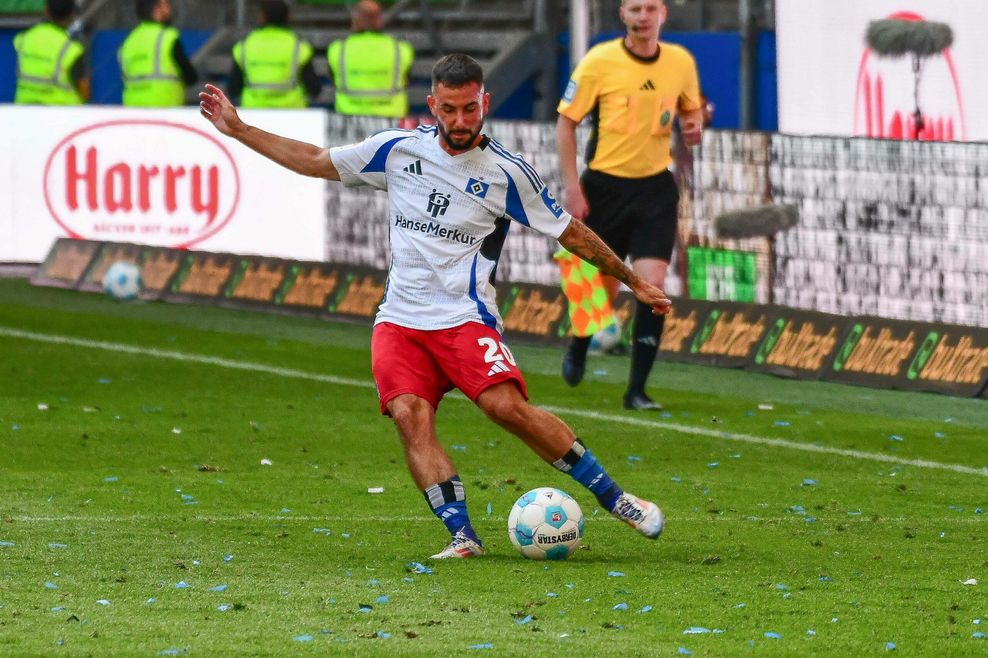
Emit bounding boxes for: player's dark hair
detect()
[135,0,159,21]
[432,54,484,89]
[47,0,76,21]
[260,0,289,26]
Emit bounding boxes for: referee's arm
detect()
[556,115,588,220]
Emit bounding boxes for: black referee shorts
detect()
[581,168,679,262]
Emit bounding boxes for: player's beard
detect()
[438,121,483,151]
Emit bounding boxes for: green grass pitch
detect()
[1,278,986,656]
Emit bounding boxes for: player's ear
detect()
[426,94,436,117]
[482,92,491,116]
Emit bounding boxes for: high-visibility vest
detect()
[232,26,312,108]
[327,31,412,118]
[13,22,84,105]
[119,21,185,107]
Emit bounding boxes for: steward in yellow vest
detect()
[119,0,198,107]
[13,0,88,105]
[228,0,321,109]
[327,0,413,118]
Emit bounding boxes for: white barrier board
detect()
[0,106,327,262]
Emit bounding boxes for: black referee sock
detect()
[568,335,592,363]
[627,301,665,395]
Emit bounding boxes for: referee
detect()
[556,0,703,410]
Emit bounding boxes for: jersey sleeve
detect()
[556,51,602,123]
[678,50,703,112]
[329,130,411,190]
[501,163,572,239]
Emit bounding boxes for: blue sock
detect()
[552,439,623,510]
[423,476,479,541]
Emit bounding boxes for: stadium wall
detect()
[4,106,988,333]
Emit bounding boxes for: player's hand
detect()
[199,84,243,137]
[563,186,590,222]
[631,280,672,315]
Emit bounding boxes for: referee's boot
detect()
[623,390,663,411]
[561,349,586,387]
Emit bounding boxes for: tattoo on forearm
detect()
[566,223,633,283]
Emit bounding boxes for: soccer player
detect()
[557,0,704,410]
[199,54,672,559]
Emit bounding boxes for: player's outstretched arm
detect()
[558,219,672,315]
[198,83,340,181]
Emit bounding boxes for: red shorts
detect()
[371,321,529,415]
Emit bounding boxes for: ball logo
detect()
[43,119,241,248]
[854,11,966,141]
[551,511,562,523]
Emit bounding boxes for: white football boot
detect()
[611,492,665,539]
[430,530,486,559]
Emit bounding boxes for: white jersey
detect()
[329,125,572,332]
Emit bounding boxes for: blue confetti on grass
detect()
[972,632,986,639]
[934,432,945,439]
[608,571,625,577]
[613,603,628,611]
[775,584,789,590]
[51,605,65,612]
[885,642,897,650]
[764,632,782,639]
[677,648,693,655]
[468,644,494,650]
[807,630,817,636]
[313,528,332,536]
[660,411,673,418]
[775,421,791,427]
[158,650,185,656]
[48,543,68,549]
[217,604,232,612]
[402,577,414,583]
[451,444,467,452]
[889,435,904,442]
[208,584,227,592]
[517,615,533,625]
[223,554,234,562]
[0,541,15,547]
[671,476,681,483]
[376,595,389,604]
[819,576,833,582]
[103,476,119,483]
[98,378,112,384]
[639,605,652,613]
[175,581,190,589]
[802,479,818,486]
[96,599,111,606]
[293,634,313,642]
[684,627,711,635]
[707,462,719,468]
[547,592,558,598]
[376,631,391,639]
[486,502,492,515]
[358,604,373,613]
[44,581,58,590]
[146,598,156,604]
[627,455,641,462]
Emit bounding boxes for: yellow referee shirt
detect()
[558,38,701,178]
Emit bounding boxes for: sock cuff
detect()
[423,475,464,510]
[551,438,588,472]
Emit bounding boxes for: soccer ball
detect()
[508,487,584,560]
[590,318,622,353]
[102,260,142,301]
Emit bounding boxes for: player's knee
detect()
[480,395,527,427]
[388,396,427,430]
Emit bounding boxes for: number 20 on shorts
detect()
[477,337,516,366]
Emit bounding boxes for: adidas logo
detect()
[639,79,656,91]
[402,160,423,175]
[486,361,510,377]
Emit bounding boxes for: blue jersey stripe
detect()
[468,253,498,329]
[488,139,545,191]
[489,138,543,185]
[498,165,530,227]
[360,135,411,174]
